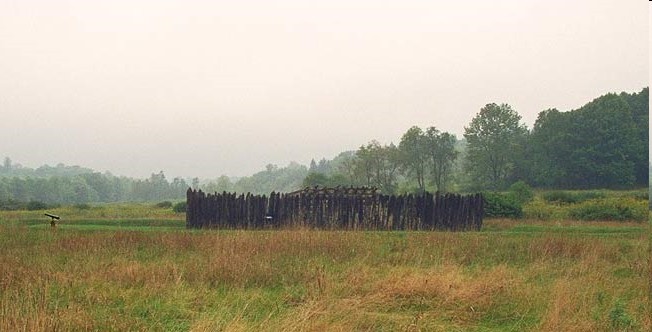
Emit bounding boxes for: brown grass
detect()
[0,222,650,331]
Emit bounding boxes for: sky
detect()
[0,0,648,179]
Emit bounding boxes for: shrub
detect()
[483,192,523,218]
[574,191,606,202]
[542,191,576,204]
[26,200,48,211]
[542,190,605,204]
[568,198,647,222]
[507,181,534,205]
[155,201,173,209]
[522,200,558,220]
[173,202,187,213]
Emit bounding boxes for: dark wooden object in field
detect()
[186,187,483,231]
[45,213,60,228]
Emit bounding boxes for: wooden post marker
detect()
[44,213,60,228]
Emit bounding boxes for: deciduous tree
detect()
[425,127,458,191]
[399,126,429,192]
[463,103,528,190]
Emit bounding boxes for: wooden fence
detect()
[186,187,483,231]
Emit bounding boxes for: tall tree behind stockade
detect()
[398,126,458,193]
[399,126,429,193]
[355,140,401,194]
[425,127,458,192]
[463,103,528,190]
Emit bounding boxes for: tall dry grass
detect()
[0,223,649,331]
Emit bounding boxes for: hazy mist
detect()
[0,0,648,179]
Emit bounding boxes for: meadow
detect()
[0,197,650,331]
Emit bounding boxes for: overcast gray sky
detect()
[0,0,648,179]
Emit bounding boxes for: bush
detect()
[26,200,48,211]
[541,191,578,204]
[574,191,606,202]
[568,198,647,222]
[155,201,173,209]
[523,200,558,220]
[173,202,187,213]
[542,190,605,204]
[507,181,534,205]
[483,192,523,218]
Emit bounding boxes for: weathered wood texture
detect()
[186,187,483,231]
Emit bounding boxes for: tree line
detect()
[301,87,648,193]
[0,158,309,206]
[0,164,190,205]
[0,87,647,205]
[467,88,648,190]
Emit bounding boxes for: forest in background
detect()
[0,87,647,206]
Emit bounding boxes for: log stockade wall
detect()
[186,187,484,231]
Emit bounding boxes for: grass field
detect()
[0,204,650,331]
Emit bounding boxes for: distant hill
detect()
[0,158,95,178]
[0,158,189,206]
